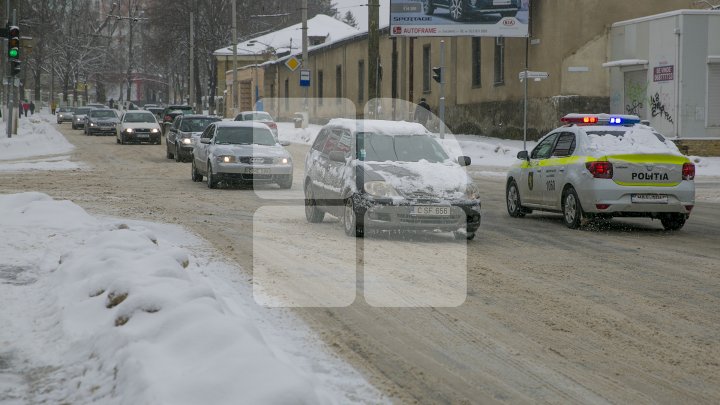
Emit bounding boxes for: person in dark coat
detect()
[29,101,35,115]
[414,98,431,127]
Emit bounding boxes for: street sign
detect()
[300,69,311,87]
[519,71,549,81]
[285,56,301,72]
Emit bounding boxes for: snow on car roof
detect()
[581,125,683,156]
[327,119,430,136]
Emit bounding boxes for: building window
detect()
[318,70,324,105]
[284,78,289,110]
[494,37,505,86]
[358,60,365,103]
[423,44,431,93]
[336,64,342,101]
[472,37,481,87]
[709,63,720,127]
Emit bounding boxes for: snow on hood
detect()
[583,126,683,157]
[364,160,470,198]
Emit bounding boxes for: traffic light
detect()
[432,66,442,83]
[8,26,20,76]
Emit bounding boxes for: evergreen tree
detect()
[341,10,358,28]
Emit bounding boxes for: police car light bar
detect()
[561,114,641,126]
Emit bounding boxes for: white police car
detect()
[506,114,695,230]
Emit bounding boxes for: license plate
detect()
[411,206,450,216]
[245,168,269,174]
[137,134,149,138]
[631,194,668,204]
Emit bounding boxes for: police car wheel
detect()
[506,180,525,218]
[562,187,583,229]
[660,213,686,231]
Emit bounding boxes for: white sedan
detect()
[506,114,695,230]
[116,111,163,145]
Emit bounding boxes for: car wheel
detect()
[343,196,364,238]
[422,0,435,15]
[454,231,476,241]
[278,174,293,189]
[166,143,173,159]
[72,124,76,130]
[506,180,526,218]
[191,159,203,182]
[116,136,120,144]
[562,187,583,229]
[304,182,325,223]
[120,134,126,145]
[175,145,182,162]
[449,0,465,21]
[207,162,217,189]
[660,213,686,231]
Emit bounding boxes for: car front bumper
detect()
[577,179,695,216]
[214,163,293,182]
[121,131,162,142]
[358,195,481,233]
[87,125,116,134]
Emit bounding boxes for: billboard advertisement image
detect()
[390,0,530,37]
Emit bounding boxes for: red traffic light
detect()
[8,26,19,37]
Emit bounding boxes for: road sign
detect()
[285,56,301,72]
[300,69,311,87]
[519,71,549,81]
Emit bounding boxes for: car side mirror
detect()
[200,138,211,144]
[280,141,290,147]
[517,150,529,161]
[457,156,471,166]
[329,151,346,163]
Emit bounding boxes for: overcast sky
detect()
[333,0,392,31]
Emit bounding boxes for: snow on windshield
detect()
[359,133,449,163]
[583,125,682,156]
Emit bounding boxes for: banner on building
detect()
[390,0,530,37]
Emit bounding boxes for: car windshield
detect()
[244,112,273,121]
[59,107,74,112]
[181,118,220,132]
[74,108,92,115]
[215,127,276,145]
[124,113,156,123]
[89,110,116,119]
[357,133,449,163]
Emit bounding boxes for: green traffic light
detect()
[9,49,18,58]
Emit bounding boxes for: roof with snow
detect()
[213,14,360,57]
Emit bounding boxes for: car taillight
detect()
[267,122,277,129]
[682,162,695,180]
[586,161,613,179]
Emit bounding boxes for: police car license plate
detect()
[245,168,269,174]
[412,206,450,216]
[631,194,668,204]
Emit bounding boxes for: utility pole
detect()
[6,8,16,138]
[368,0,379,115]
[231,0,237,117]
[189,12,195,112]
[439,39,445,139]
[302,0,308,110]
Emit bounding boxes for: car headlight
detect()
[151,128,160,133]
[217,155,236,163]
[182,138,192,145]
[465,183,481,200]
[274,157,291,165]
[89,123,95,127]
[125,128,134,133]
[364,181,401,198]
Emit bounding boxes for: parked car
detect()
[84,109,119,136]
[234,111,279,140]
[422,0,520,21]
[160,105,194,133]
[56,107,75,124]
[166,114,221,162]
[191,121,293,189]
[71,107,96,130]
[116,110,162,145]
[303,119,481,239]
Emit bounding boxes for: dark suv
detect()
[160,105,194,134]
[303,119,481,240]
[423,0,520,21]
[166,114,221,162]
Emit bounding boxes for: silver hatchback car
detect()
[56,107,75,124]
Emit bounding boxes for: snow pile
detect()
[688,155,720,177]
[0,192,379,404]
[584,126,682,157]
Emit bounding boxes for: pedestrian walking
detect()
[414,98,431,127]
[29,101,35,115]
[22,101,29,117]
[51,100,57,115]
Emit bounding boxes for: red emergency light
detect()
[561,115,598,125]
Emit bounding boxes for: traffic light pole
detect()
[5,9,16,138]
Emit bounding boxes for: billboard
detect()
[390,0,530,37]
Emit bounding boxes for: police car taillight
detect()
[586,161,613,179]
[682,162,695,180]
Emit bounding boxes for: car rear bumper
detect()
[578,180,695,215]
[360,196,481,232]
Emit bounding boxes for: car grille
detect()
[397,213,462,225]
[134,128,152,133]
[239,157,273,164]
[406,191,441,203]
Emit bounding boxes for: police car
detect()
[506,114,695,230]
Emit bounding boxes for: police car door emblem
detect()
[528,172,534,191]
[646,165,654,171]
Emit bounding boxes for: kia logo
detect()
[393,26,402,35]
[502,19,516,26]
